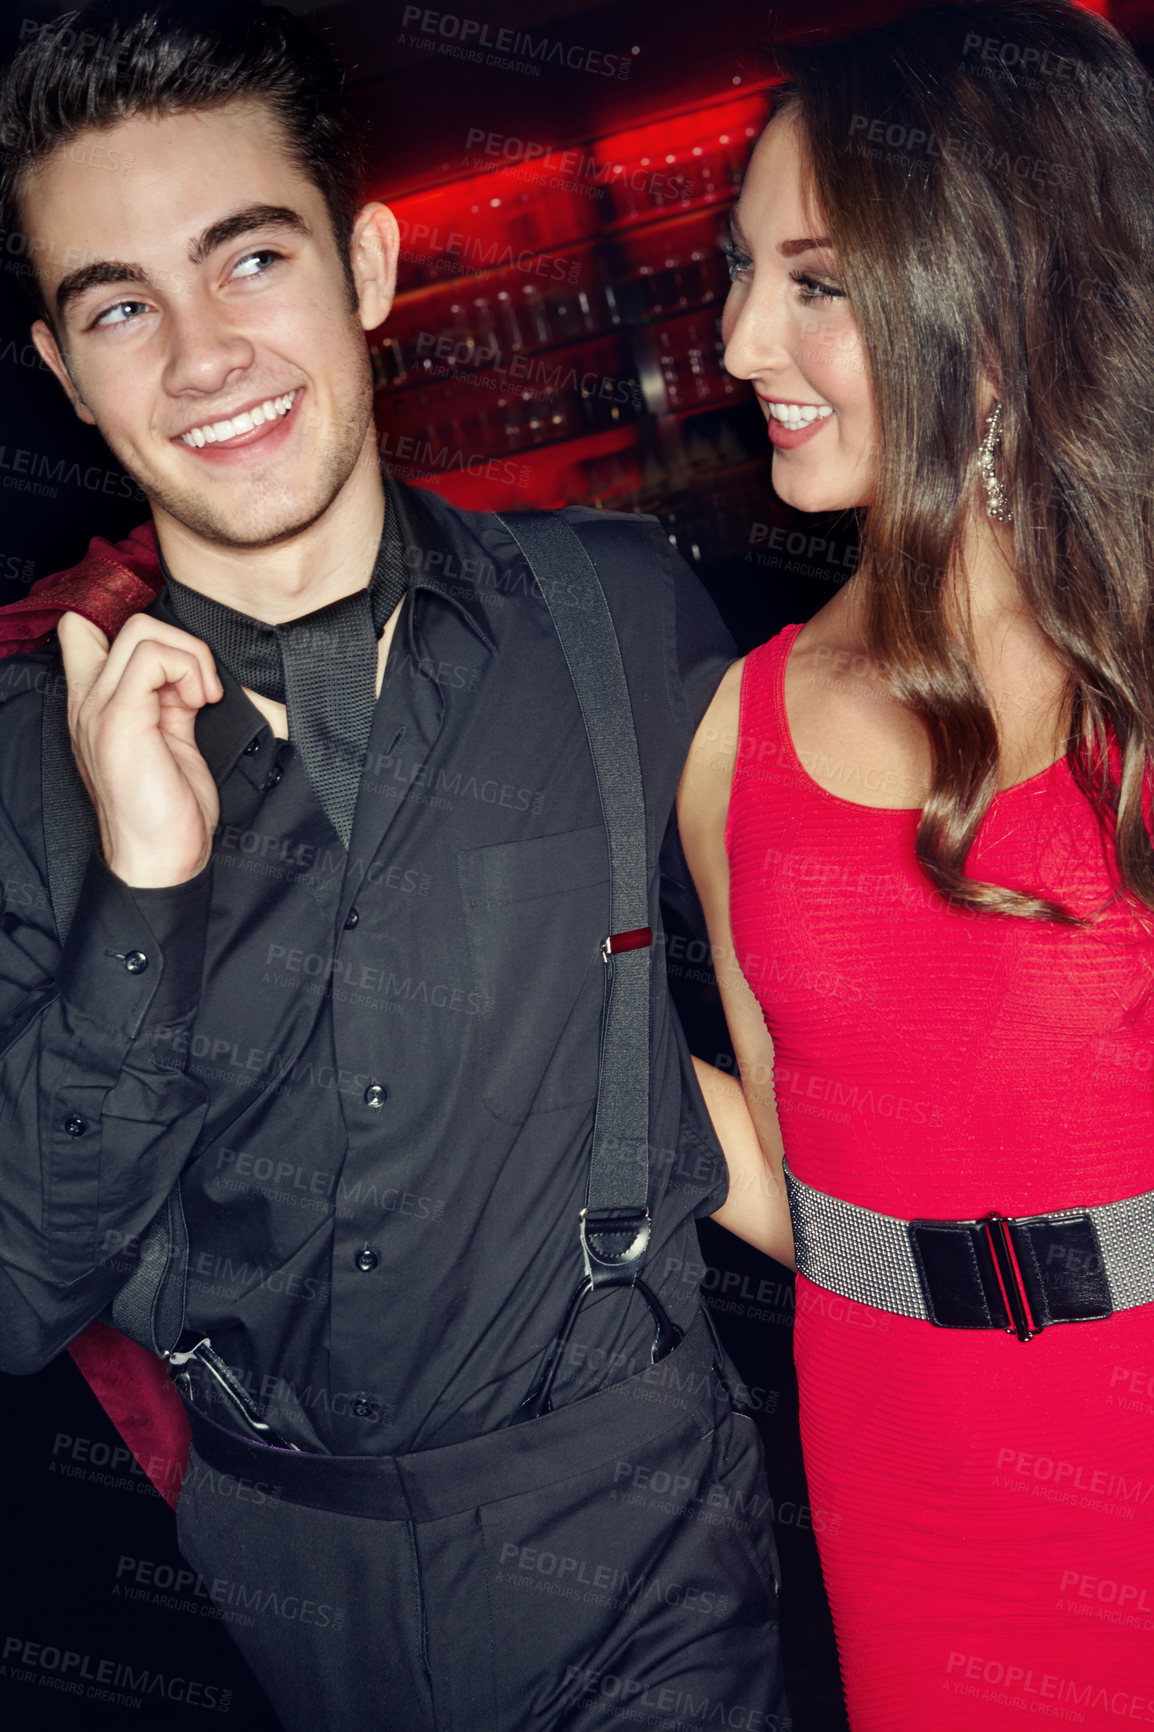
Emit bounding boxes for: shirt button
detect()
[355,1245,380,1272]
[264,766,283,790]
[350,1395,377,1420]
[123,950,149,974]
[344,908,360,930]
[363,1082,388,1109]
[63,1115,88,1137]
[243,736,262,756]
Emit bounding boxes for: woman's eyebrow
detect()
[729,209,752,250]
[726,211,834,258]
[778,236,833,257]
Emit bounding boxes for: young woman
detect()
[681,3,1154,1726]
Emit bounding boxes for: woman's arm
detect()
[677,660,795,1270]
[691,1056,794,1268]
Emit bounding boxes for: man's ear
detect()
[350,201,400,335]
[31,318,96,425]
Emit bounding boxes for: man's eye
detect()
[93,301,147,328]
[232,249,282,280]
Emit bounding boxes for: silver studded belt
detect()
[782,1157,1154,1342]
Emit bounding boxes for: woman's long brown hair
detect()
[772,0,1154,921]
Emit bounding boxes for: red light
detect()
[588,93,770,177]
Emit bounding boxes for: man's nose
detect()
[162,292,255,401]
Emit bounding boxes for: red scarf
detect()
[0,520,162,653]
[0,522,188,1507]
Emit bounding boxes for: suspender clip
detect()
[579,1206,651,1282]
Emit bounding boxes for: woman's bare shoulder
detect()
[678,656,746,840]
[696,655,747,765]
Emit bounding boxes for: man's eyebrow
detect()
[189,203,311,266]
[54,260,148,320]
[53,204,312,321]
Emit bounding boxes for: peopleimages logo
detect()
[398,7,633,79]
[2,1636,231,1712]
[0,444,145,501]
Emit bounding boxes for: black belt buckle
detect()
[980,1214,1038,1342]
[909,1209,1113,1339]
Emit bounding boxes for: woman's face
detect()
[722,111,878,513]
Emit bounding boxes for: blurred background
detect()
[0,0,1149,1727]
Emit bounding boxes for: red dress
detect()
[726,625,1154,1731]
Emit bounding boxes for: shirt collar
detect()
[385,476,497,657]
[154,476,497,785]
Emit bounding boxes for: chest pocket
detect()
[458,825,611,1124]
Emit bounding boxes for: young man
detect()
[0,4,789,1727]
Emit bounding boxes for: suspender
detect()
[40,512,662,1420]
[496,513,653,1286]
[498,514,682,1421]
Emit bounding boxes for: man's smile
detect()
[175,386,302,453]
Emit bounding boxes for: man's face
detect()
[26,99,395,548]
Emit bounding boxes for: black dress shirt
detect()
[0,479,734,1455]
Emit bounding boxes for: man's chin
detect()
[147,483,343,552]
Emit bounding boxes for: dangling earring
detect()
[978,400,1013,523]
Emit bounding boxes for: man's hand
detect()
[58,610,224,888]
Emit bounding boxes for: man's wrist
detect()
[105,842,213,890]
[58,856,212,1033]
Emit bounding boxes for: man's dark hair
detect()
[0,0,365,322]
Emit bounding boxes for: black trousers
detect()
[175,1311,789,1731]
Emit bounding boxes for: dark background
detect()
[0,1,1150,1727]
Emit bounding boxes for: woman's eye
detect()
[790,269,846,305]
[231,249,281,280]
[721,237,754,282]
[92,300,147,328]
